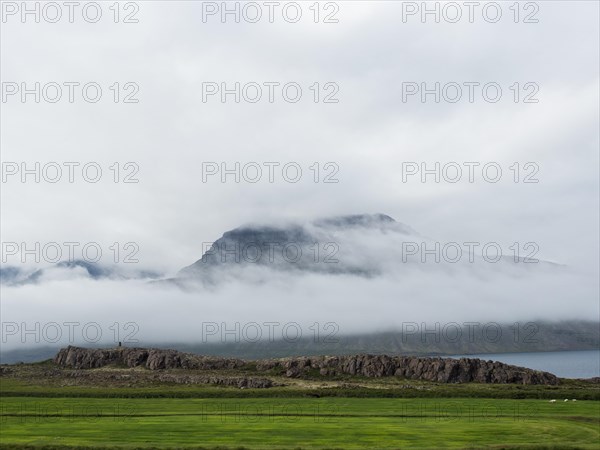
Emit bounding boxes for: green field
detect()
[1,396,599,449]
[1,360,599,449]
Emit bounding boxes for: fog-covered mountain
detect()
[2,214,596,361]
[0,259,161,286]
[2,320,598,365]
[178,213,414,278]
[173,213,561,287]
[0,213,566,288]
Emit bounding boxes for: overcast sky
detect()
[1,1,598,346]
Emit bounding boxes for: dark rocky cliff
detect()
[54,346,559,385]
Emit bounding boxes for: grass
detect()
[0,397,599,449]
[0,362,599,448]
[1,377,599,400]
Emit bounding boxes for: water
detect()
[449,350,600,379]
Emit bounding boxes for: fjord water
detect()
[450,350,600,378]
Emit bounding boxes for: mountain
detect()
[2,320,598,365]
[2,213,562,287]
[178,213,413,280]
[174,213,559,285]
[0,259,162,286]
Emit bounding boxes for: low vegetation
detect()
[1,359,598,449]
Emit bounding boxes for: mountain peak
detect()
[177,213,410,280]
[313,213,396,228]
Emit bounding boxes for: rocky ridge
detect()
[54,346,559,385]
[54,346,245,371]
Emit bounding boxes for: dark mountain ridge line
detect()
[53,346,560,385]
[176,212,562,281]
[2,320,597,365]
[1,213,569,287]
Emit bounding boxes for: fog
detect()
[1,214,597,351]
[1,2,598,351]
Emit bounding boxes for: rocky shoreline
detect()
[54,346,559,385]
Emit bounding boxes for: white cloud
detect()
[1,1,598,344]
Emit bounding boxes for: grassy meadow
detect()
[0,362,598,449]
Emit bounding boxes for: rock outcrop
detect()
[54,346,245,371]
[54,347,559,385]
[257,354,559,385]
